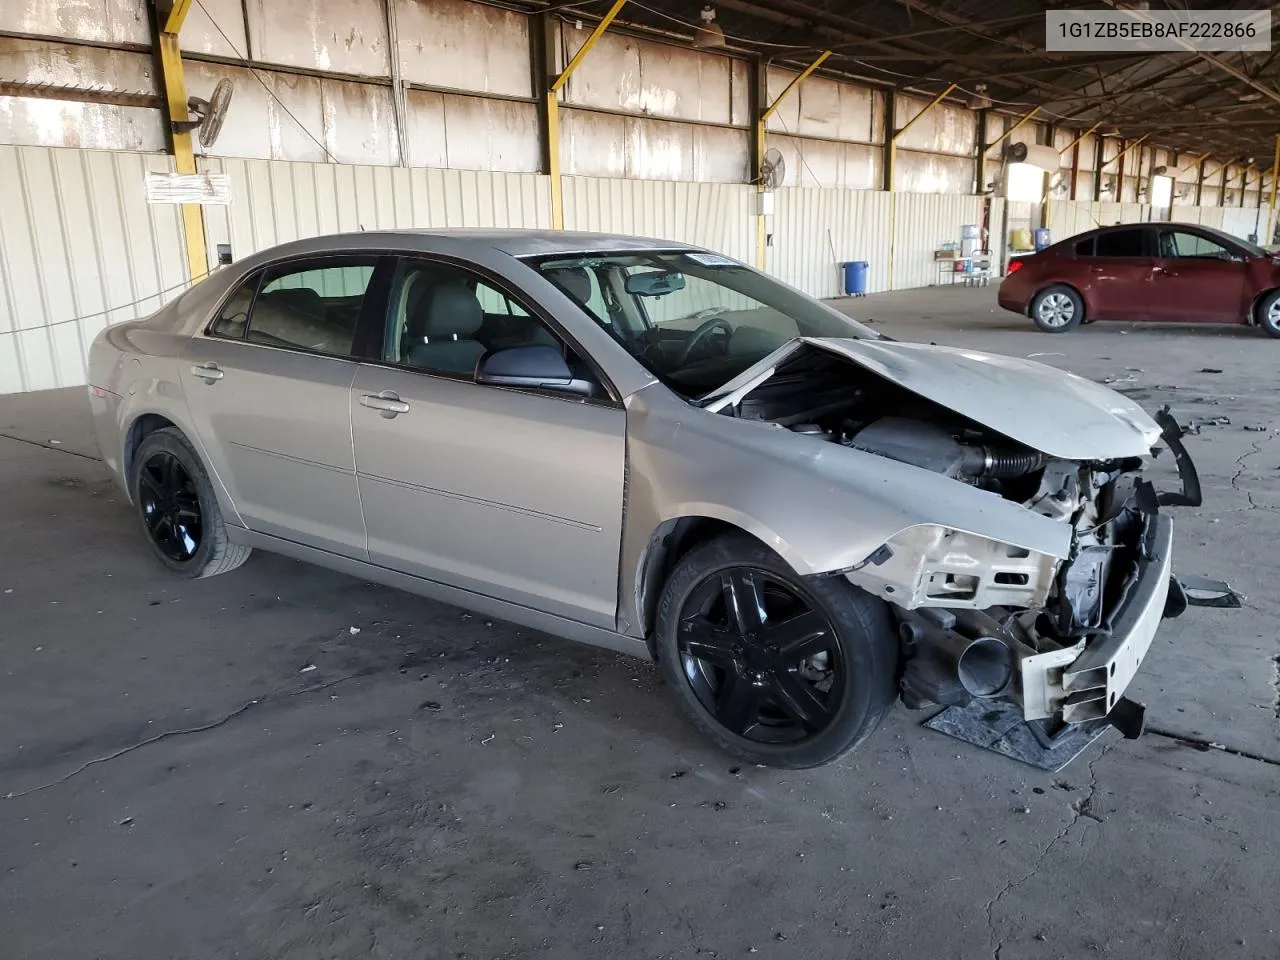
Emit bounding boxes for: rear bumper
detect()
[88,387,128,495]
[1021,512,1173,722]
[996,286,1028,315]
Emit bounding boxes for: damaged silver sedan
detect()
[88,230,1218,768]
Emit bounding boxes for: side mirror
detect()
[475,345,594,397]
[625,270,686,296]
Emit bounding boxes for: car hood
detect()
[702,337,1162,460]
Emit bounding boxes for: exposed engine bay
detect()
[714,345,1219,736]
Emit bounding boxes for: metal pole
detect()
[385,0,408,167]
[753,51,832,270]
[542,0,627,228]
[154,0,207,283]
[1267,134,1280,245]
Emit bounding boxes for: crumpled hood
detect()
[706,337,1162,460]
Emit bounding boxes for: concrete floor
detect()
[2,286,1277,960]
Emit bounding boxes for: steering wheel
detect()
[674,315,734,366]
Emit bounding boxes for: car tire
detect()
[1030,285,1084,333]
[654,532,898,769]
[1256,289,1280,338]
[130,426,251,578]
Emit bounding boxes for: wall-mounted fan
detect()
[174,78,235,149]
[761,147,786,188]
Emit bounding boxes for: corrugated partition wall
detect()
[199,158,553,261]
[1047,200,1262,244]
[0,146,189,394]
[767,188,892,298]
[890,192,985,290]
[561,176,755,265]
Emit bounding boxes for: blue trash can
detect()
[841,260,869,297]
[1033,227,1052,251]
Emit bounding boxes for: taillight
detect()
[1007,260,1024,275]
[88,385,109,399]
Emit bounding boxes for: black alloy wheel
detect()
[137,451,203,562]
[655,532,898,768]
[677,568,843,743]
[129,426,252,578]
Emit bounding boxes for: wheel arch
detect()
[123,412,180,488]
[1248,286,1280,325]
[118,405,244,527]
[632,514,788,656]
[1030,281,1089,321]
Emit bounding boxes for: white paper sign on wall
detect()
[144,172,232,205]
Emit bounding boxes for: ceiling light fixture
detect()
[693,5,726,49]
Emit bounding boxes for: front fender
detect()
[618,385,1070,637]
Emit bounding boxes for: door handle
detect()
[360,391,410,418]
[190,362,224,383]
[1155,266,1178,276]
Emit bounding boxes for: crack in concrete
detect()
[1147,726,1280,768]
[2,673,364,800]
[0,431,102,462]
[1228,434,1276,511]
[984,741,1114,959]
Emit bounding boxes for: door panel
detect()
[1149,230,1248,323]
[181,338,365,556]
[179,256,385,558]
[350,366,626,627]
[1149,260,1246,322]
[1081,258,1155,320]
[1075,227,1154,321]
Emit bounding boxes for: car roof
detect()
[236,229,702,261]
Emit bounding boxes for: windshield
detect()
[526,250,874,397]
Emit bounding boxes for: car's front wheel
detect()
[1030,285,1084,333]
[1256,289,1280,338]
[654,533,898,768]
[130,426,251,578]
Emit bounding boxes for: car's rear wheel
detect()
[1256,289,1280,338]
[654,532,898,768]
[1030,285,1083,333]
[130,427,251,578]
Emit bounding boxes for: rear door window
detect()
[1093,229,1148,258]
[246,259,379,357]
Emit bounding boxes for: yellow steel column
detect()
[754,116,766,268]
[546,90,564,230]
[545,0,628,230]
[1267,134,1280,246]
[755,51,832,269]
[156,1,207,282]
[886,83,957,290]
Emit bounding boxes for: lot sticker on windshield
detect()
[685,253,739,267]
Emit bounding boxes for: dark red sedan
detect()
[997,222,1280,335]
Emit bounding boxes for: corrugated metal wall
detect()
[0,145,188,394]
[1,147,1002,395]
[767,188,891,298]
[561,176,755,264]
[891,192,984,290]
[199,157,552,261]
[1046,200,1261,243]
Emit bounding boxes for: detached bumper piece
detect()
[1153,405,1202,508]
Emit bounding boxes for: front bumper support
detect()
[1022,513,1173,723]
